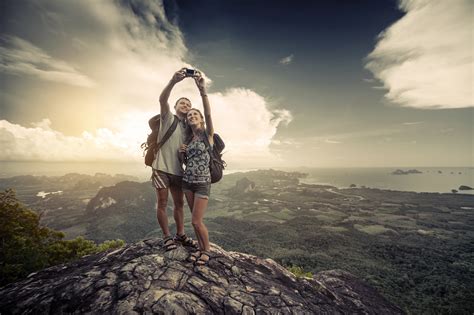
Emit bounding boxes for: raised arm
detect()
[194,73,214,144]
[159,69,186,116]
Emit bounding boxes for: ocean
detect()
[294,167,474,195]
[0,162,472,195]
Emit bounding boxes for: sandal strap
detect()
[175,233,188,241]
[163,236,177,250]
[175,234,197,247]
[163,236,174,244]
[187,250,201,263]
[199,251,211,258]
[191,251,201,258]
[195,255,210,266]
[196,251,211,264]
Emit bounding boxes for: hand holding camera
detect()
[171,68,187,84]
[172,68,206,94]
[192,71,206,95]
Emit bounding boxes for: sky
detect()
[0,0,472,168]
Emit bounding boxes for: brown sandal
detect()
[174,233,198,248]
[195,251,211,266]
[187,250,201,263]
[163,236,177,251]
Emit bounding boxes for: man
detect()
[152,68,196,250]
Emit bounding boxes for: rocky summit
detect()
[0,239,403,314]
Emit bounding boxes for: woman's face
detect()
[187,109,203,126]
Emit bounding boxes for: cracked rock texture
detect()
[0,239,403,314]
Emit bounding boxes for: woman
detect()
[179,72,214,266]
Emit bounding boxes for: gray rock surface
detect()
[0,239,404,314]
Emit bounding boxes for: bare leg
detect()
[191,196,210,252]
[170,185,185,236]
[155,188,170,237]
[184,191,194,215]
[185,191,204,250]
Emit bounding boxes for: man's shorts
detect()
[182,181,211,200]
[151,169,183,190]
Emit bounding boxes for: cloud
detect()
[365,0,473,109]
[0,35,95,87]
[439,128,454,135]
[190,88,292,166]
[307,128,403,143]
[279,54,294,65]
[402,121,423,125]
[271,139,299,146]
[324,139,342,144]
[0,0,292,167]
[0,119,138,161]
[0,89,292,165]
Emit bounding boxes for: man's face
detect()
[175,98,192,115]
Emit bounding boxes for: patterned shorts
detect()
[151,169,183,190]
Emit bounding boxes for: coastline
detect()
[0,162,472,195]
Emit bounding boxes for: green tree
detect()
[0,189,124,286]
[287,265,313,278]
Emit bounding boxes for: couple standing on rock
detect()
[150,68,215,266]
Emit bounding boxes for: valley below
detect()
[1,169,473,313]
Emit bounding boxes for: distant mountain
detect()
[225,177,260,199]
[82,170,310,242]
[391,169,423,175]
[0,173,140,239]
[84,181,156,242]
[0,173,138,191]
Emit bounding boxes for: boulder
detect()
[0,239,404,314]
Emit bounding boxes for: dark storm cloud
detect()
[117,0,182,45]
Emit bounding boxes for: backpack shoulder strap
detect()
[202,131,215,154]
[156,115,179,151]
